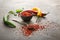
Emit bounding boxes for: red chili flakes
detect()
[21,11,32,17]
[21,24,45,36]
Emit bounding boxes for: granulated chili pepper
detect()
[22,24,45,36]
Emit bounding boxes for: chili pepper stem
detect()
[36,16,40,23]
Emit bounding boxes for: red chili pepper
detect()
[24,10,37,14]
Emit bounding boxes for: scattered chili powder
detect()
[21,24,45,36]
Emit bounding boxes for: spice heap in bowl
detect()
[21,11,33,22]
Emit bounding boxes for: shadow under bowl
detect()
[21,15,33,22]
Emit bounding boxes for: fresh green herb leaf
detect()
[8,11,17,16]
[16,9,23,13]
[8,11,14,14]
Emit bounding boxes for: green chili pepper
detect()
[8,11,17,16]
[36,16,40,23]
[3,15,16,28]
[16,8,24,13]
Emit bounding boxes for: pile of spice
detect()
[21,24,45,36]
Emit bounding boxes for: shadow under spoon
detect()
[12,20,28,26]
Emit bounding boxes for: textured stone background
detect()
[0,0,60,40]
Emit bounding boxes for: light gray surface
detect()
[0,0,60,40]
